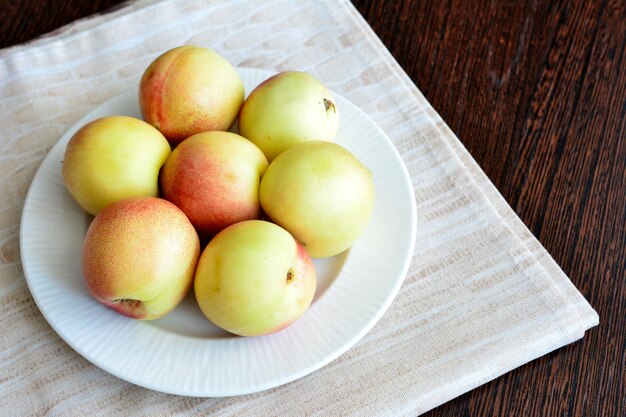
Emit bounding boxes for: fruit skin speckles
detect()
[139,45,245,146]
[81,197,200,320]
[160,131,268,241]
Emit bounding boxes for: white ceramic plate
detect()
[20,67,416,397]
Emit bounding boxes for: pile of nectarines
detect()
[62,46,374,336]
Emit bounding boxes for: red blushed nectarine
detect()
[139,45,244,146]
[81,197,200,320]
[160,131,268,240]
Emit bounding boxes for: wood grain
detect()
[0,0,125,48]
[353,1,625,416]
[1,1,624,416]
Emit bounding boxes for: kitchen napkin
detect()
[0,0,597,415]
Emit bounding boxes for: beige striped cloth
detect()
[0,0,597,415]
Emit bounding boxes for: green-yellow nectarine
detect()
[194,220,316,336]
[238,71,339,161]
[260,141,374,258]
[62,116,171,215]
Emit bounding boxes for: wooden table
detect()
[2,1,624,416]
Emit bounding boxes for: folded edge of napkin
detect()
[339,0,598,334]
[336,1,598,411]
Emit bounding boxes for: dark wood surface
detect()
[2,1,624,416]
